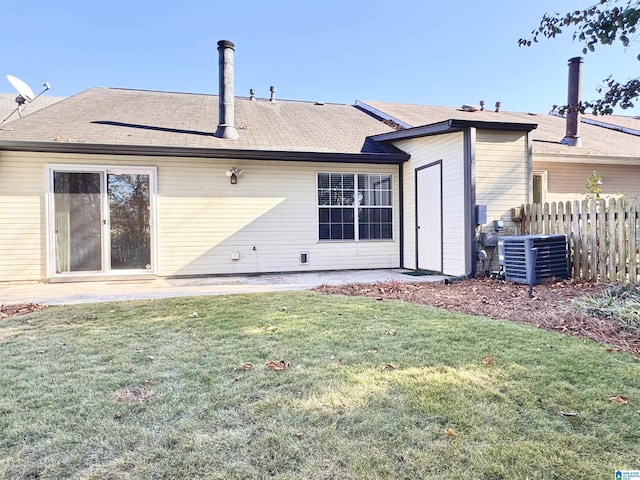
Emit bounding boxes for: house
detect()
[0,40,540,283]
[359,57,640,206]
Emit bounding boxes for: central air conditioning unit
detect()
[498,234,569,285]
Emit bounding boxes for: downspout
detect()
[527,129,534,204]
[398,162,404,268]
[464,127,477,277]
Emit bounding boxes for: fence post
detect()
[597,198,607,282]
[588,199,597,281]
[581,200,590,280]
[564,201,572,240]
[628,197,637,282]
[556,202,563,235]
[572,200,581,279]
[617,198,627,282]
[608,197,617,282]
[543,202,550,234]
[524,203,531,235]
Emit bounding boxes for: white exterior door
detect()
[416,162,442,272]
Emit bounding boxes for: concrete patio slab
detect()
[0,269,447,305]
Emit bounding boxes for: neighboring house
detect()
[0,40,539,283]
[360,100,640,205]
[358,59,640,206]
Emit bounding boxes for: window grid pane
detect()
[319,207,355,240]
[357,174,392,207]
[358,207,393,240]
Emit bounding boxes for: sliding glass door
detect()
[49,166,155,276]
[108,173,151,270]
[53,172,103,272]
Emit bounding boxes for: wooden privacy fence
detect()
[519,198,639,283]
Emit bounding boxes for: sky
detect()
[1,0,638,115]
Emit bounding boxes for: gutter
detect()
[0,140,409,164]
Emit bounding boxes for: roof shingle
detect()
[359,100,640,158]
[0,88,395,154]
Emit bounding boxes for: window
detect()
[318,173,392,241]
[532,171,547,204]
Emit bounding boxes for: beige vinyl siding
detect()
[475,130,529,236]
[0,151,399,282]
[157,160,399,276]
[534,160,640,203]
[0,153,46,281]
[394,132,466,276]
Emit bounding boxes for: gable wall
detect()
[475,129,529,235]
[0,151,400,282]
[474,129,530,272]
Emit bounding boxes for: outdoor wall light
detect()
[225,167,243,184]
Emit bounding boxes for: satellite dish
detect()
[1,74,51,125]
[7,74,35,102]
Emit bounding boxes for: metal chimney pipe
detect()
[561,56,583,147]
[215,40,239,139]
[270,85,276,102]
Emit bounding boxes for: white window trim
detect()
[45,164,158,279]
[316,172,394,242]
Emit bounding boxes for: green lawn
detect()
[1,291,639,479]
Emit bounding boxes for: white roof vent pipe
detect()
[215,40,239,140]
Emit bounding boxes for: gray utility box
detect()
[498,234,569,284]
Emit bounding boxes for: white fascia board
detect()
[580,116,640,136]
[534,153,640,165]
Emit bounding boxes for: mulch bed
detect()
[1,303,49,319]
[315,277,640,356]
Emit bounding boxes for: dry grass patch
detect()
[113,386,153,404]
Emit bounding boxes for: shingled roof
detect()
[358,100,640,158]
[0,88,396,155]
[0,93,64,124]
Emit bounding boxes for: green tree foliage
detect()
[519,0,640,114]
[584,170,603,200]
